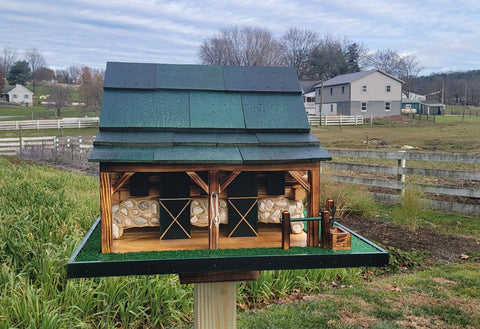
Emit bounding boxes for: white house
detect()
[1,84,34,106]
[312,70,403,117]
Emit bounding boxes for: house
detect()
[0,84,34,106]
[401,98,421,114]
[300,80,320,115]
[312,69,403,117]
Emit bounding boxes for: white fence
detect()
[308,115,364,127]
[0,117,99,130]
[0,136,95,155]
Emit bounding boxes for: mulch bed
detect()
[336,216,480,263]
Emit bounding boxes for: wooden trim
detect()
[179,271,260,284]
[187,171,209,194]
[111,172,134,195]
[100,162,322,173]
[100,172,112,253]
[208,171,220,249]
[219,171,241,194]
[288,170,310,192]
[307,163,320,247]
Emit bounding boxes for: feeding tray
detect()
[329,227,351,250]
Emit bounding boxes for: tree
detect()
[280,27,319,79]
[36,67,55,82]
[25,48,46,93]
[48,85,72,117]
[0,72,5,92]
[78,66,104,112]
[308,35,349,80]
[6,60,31,85]
[0,47,17,79]
[199,26,285,66]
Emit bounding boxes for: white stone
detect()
[112,224,120,239]
[220,212,228,224]
[113,216,122,224]
[288,205,297,215]
[151,218,159,225]
[258,200,266,211]
[219,199,227,209]
[112,204,119,213]
[143,211,152,219]
[291,223,303,234]
[120,207,128,215]
[152,202,158,214]
[192,200,200,206]
[191,216,199,224]
[192,206,204,215]
[274,199,288,208]
[124,200,134,208]
[134,217,148,225]
[131,209,139,215]
[266,199,274,210]
[125,218,132,226]
[270,209,281,222]
[138,201,148,210]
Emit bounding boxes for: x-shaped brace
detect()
[159,198,192,239]
[227,197,258,237]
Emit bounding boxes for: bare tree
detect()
[36,67,55,82]
[0,47,17,80]
[25,48,47,93]
[68,66,80,84]
[199,26,285,66]
[78,66,103,112]
[48,85,72,117]
[280,27,319,79]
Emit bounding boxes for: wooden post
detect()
[307,163,320,247]
[281,211,290,250]
[320,209,331,248]
[209,170,220,249]
[194,282,236,329]
[398,151,406,197]
[100,171,112,253]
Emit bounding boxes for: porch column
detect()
[307,162,321,247]
[100,171,113,253]
[208,170,220,249]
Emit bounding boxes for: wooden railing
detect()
[308,115,364,127]
[0,117,99,130]
[323,149,480,216]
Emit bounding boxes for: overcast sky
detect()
[2,0,480,75]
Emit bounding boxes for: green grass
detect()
[312,118,480,153]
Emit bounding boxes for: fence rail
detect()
[0,117,99,131]
[323,149,480,216]
[308,115,364,127]
[0,136,95,155]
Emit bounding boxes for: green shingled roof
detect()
[90,62,331,164]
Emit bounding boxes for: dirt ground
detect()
[336,216,480,264]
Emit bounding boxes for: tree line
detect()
[0,47,104,115]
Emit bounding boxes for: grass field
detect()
[312,116,480,153]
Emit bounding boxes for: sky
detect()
[2,0,480,76]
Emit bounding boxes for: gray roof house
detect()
[1,84,34,106]
[312,70,403,117]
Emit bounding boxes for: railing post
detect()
[281,211,290,250]
[398,150,406,197]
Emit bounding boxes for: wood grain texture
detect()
[307,163,320,247]
[208,171,220,249]
[100,172,113,253]
[194,281,236,329]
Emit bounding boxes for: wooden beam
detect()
[219,171,241,194]
[194,282,236,329]
[100,172,113,253]
[187,171,209,194]
[208,171,220,249]
[288,170,310,192]
[307,163,320,247]
[111,172,134,195]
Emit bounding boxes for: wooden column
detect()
[194,281,236,329]
[282,211,291,250]
[100,171,112,253]
[307,163,320,247]
[208,170,220,249]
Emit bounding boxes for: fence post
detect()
[398,151,406,197]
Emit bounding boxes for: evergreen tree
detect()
[6,60,31,85]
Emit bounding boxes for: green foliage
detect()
[392,184,429,231]
[6,60,31,85]
[321,179,379,219]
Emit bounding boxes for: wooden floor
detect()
[112,224,307,253]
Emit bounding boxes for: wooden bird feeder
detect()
[68,62,388,328]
